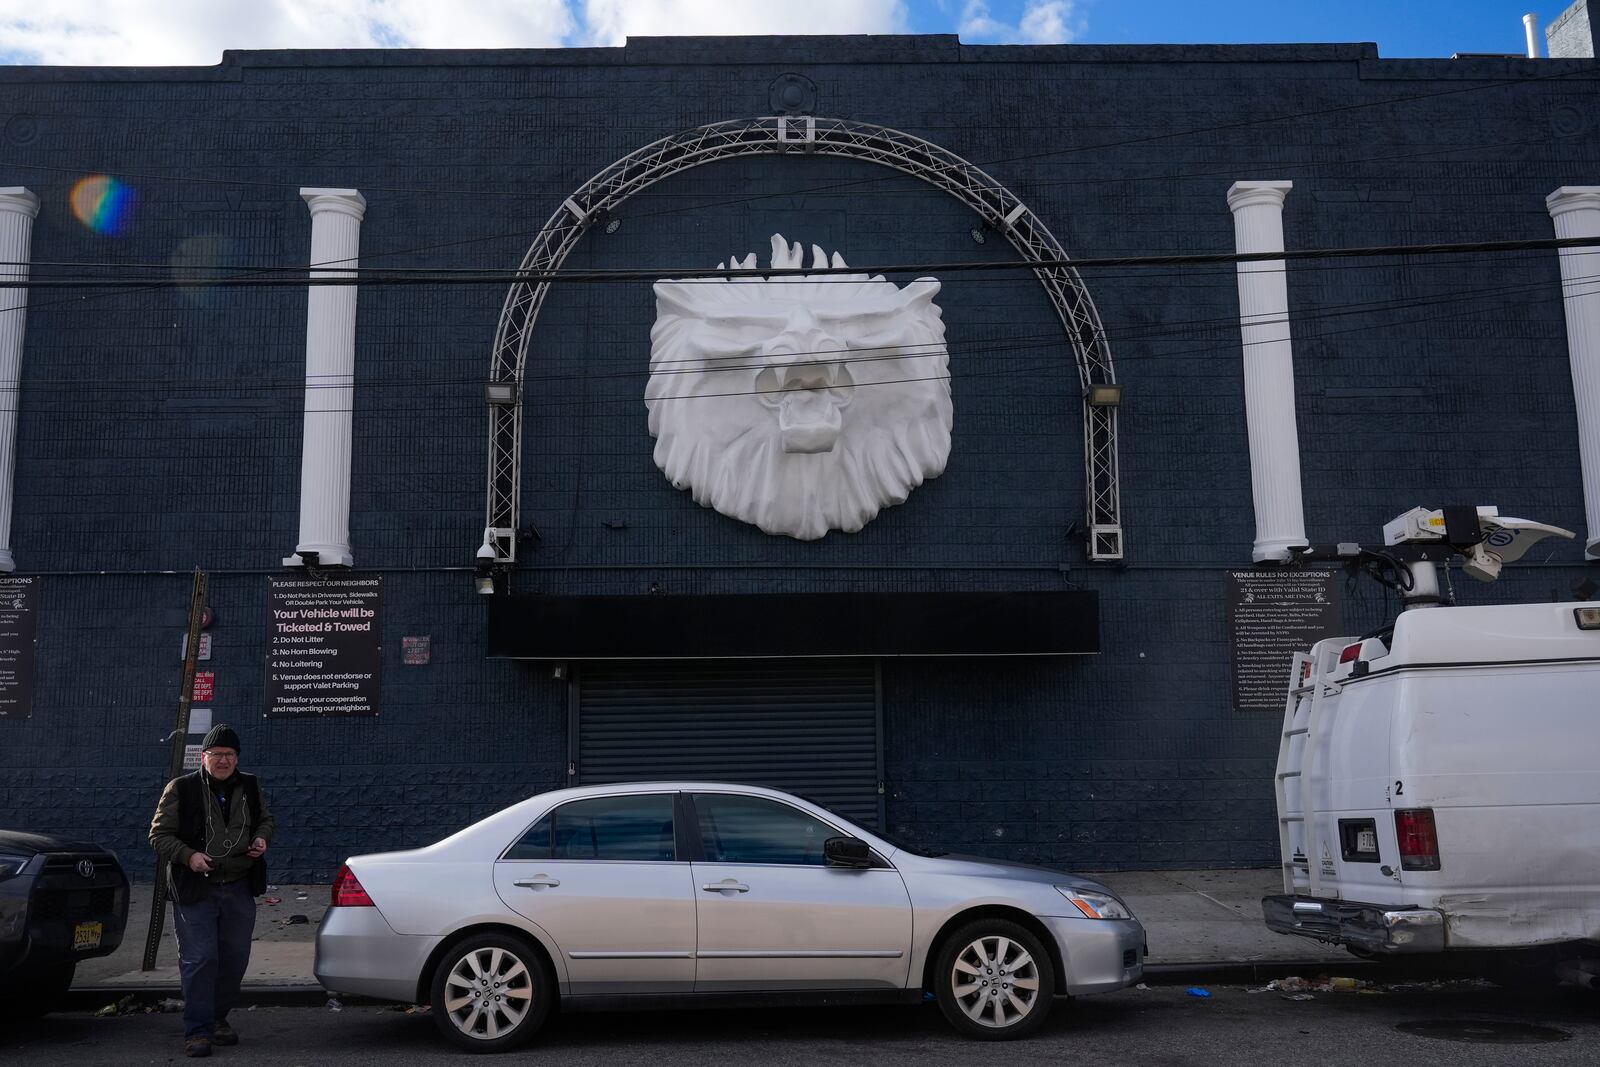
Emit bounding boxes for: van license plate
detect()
[73,921,103,951]
[1357,830,1378,853]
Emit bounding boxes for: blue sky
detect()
[1024,0,1561,55]
[0,1,1578,66]
[1009,1,1564,56]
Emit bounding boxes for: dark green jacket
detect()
[149,770,275,902]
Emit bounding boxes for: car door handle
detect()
[701,881,750,894]
[513,877,561,889]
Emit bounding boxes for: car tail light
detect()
[1394,809,1441,871]
[1339,643,1363,664]
[331,864,375,907]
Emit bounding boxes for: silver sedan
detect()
[314,782,1144,1050]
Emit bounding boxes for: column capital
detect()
[1227,180,1292,214]
[0,188,40,219]
[1547,186,1600,220]
[300,188,366,221]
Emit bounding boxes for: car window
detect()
[693,793,837,866]
[537,794,675,862]
[505,813,552,860]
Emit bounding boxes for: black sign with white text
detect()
[1227,570,1343,713]
[0,576,38,719]
[265,575,382,718]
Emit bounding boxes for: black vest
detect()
[167,770,267,903]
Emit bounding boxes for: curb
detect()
[69,960,1381,1009]
[67,985,332,1010]
[1141,959,1377,988]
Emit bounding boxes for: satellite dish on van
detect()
[1379,506,1575,589]
[1477,515,1575,564]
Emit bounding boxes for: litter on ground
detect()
[94,994,183,1017]
[1259,975,1372,994]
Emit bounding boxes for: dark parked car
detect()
[0,830,130,1019]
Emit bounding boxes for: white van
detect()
[1263,509,1600,986]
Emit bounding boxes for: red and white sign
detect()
[192,672,215,703]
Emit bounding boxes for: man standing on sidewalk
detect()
[149,725,275,1058]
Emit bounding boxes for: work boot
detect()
[185,1035,212,1058]
[211,1020,238,1046]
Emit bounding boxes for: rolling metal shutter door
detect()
[575,659,883,828]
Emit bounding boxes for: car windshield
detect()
[781,791,948,858]
[863,825,947,859]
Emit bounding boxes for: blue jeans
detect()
[173,878,256,1038]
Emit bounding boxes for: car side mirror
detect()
[823,836,873,869]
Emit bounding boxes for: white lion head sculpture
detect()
[646,234,952,540]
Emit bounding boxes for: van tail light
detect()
[1338,643,1363,664]
[331,864,375,907]
[1394,809,1441,871]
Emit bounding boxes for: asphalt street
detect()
[4,982,1597,1066]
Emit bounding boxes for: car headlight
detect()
[1055,886,1132,920]
[0,851,30,882]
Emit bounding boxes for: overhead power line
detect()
[7,263,1596,398]
[5,234,1600,291]
[8,265,1595,417]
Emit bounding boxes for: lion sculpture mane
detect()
[646,234,952,540]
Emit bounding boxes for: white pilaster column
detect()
[0,189,41,574]
[285,188,366,568]
[1547,186,1600,560]
[1228,181,1308,562]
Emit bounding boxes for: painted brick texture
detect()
[0,38,1595,878]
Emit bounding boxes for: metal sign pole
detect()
[141,568,208,972]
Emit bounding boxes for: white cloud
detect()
[580,0,909,47]
[0,0,574,66]
[1018,1,1073,42]
[958,1,1079,44]
[0,0,915,65]
[365,1,575,51]
[957,0,1006,40]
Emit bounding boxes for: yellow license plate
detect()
[73,921,103,952]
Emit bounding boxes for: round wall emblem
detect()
[4,113,39,147]
[1551,105,1588,138]
[769,74,817,115]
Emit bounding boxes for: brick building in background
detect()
[0,35,1596,879]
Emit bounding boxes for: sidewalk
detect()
[75,883,330,995]
[72,869,1352,1003]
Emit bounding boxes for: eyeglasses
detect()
[202,750,238,761]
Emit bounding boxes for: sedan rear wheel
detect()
[430,933,551,1052]
[934,919,1054,1039]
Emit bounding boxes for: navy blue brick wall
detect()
[0,38,1596,878]
[0,572,567,880]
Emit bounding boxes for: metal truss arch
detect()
[487,116,1122,562]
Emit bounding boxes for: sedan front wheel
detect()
[430,933,552,1052]
[933,919,1055,1039]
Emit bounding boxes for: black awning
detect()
[486,590,1098,659]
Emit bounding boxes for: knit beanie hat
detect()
[202,724,241,753]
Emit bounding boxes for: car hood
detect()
[0,830,108,855]
[907,852,1115,895]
